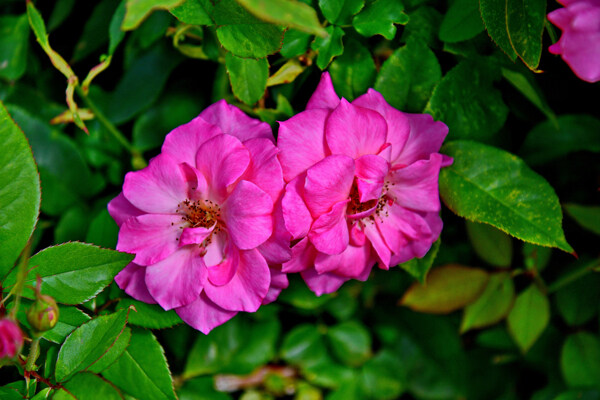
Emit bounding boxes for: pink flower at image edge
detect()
[108,100,291,334]
[278,72,452,296]
[547,0,600,83]
[0,319,23,359]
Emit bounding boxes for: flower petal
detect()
[390,211,442,265]
[179,225,215,247]
[108,192,144,227]
[394,113,449,166]
[123,154,188,214]
[203,249,271,312]
[263,267,289,305]
[115,263,156,304]
[205,234,238,286]
[388,153,443,212]
[282,175,313,240]
[306,71,340,110]
[326,99,388,159]
[282,237,316,273]
[222,180,273,250]
[176,292,237,334]
[278,108,330,182]
[117,214,183,266]
[301,268,348,296]
[161,115,222,165]
[314,242,373,279]
[258,199,293,264]
[363,221,392,269]
[308,200,350,255]
[195,134,251,202]
[242,138,284,202]
[200,99,273,142]
[355,154,389,202]
[145,248,205,310]
[304,155,355,217]
[353,89,411,161]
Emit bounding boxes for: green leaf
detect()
[352,0,409,39]
[103,329,177,400]
[501,67,557,125]
[439,141,573,253]
[55,308,130,382]
[360,350,405,400]
[281,324,328,368]
[327,321,372,367]
[72,0,118,62]
[438,0,484,43]
[122,0,183,30]
[319,0,364,25]
[465,221,512,268]
[213,0,285,58]
[170,0,213,25]
[556,273,600,326]
[304,360,354,389]
[178,376,234,400]
[507,284,549,353]
[554,391,600,400]
[329,38,376,101]
[53,372,123,400]
[523,242,552,272]
[520,115,600,166]
[401,6,442,48]
[236,0,327,37]
[425,60,508,141]
[54,206,91,243]
[561,332,600,389]
[4,242,134,305]
[374,38,441,113]
[460,272,515,333]
[400,264,489,313]
[40,305,91,344]
[311,25,344,70]
[0,14,29,81]
[267,58,305,87]
[0,102,40,278]
[109,0,127,55]
[480,0,546,69]
[278,277,332,310]
[225,53,268,105]
[564,204,600,236]
[117,298,182,329]
[48,0,76,31]
[86,209,119,249]
[280,29,312,58]
[224,318,280,374]
[398,238,440,284]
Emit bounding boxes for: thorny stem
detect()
[25,337,40,373]
[74,85,147,169]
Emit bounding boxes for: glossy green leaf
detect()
[0,102,40,278]
[460,272,515,332]
[117,298,182,329]
[398,238,440,284]
[400,264,489,313]
[55,308,130,381]
[438,0,484,43]
[556,273,600,326]
[109,0,127,54]
[501,67,556,125]
[480,0,546,69]
[54,372,123,400]
[329,38,376,101]
[213,0,285,58]
[520,115,600,166]
[507,284,549,353]
[226,53,268,105]
[89,326,132,373]
[0,14,29,81]
[311,25,344,70]
[41,306,91,344]
[327,321,372,367]
[281,324,328,367]
[466,221,513,268]
[564,204,600,236]
[4,242,134,305]
[170,0,213,25]
[103,329,177,400]
[236,0,326,37]
[561,332,600,389]
[319,0,364,25]
[439,141,573,253]
[352,0,409,39]
[426,60,508,141]
[280,29,311,58]
[122,0,183,30]
[374,38,441,113]
[304,360,354,389]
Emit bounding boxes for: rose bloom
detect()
[0,319,23,359]
[109,100,290,334]
[278,73,452,295]
[547,0,600,83]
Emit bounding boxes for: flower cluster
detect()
[109,74,451,333]
[547,0,600,83]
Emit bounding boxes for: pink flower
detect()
[547,0,600,83]
[278,73,452,296]
[109,100,290,334]
[0,319,23,359]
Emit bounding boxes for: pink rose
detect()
[109,100,290,334]
[0,318,23,359]
[278,73,452,295]
[548,0,600,82]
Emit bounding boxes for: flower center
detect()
[347,180,394,223]
[177,199,221,229]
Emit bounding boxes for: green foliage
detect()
[507,285,550,353]
[0,15,29,81]
[226,54,269,105]
[438,0,483,43]
[352,0,409,39]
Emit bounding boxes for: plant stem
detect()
[25,337,41,372]
[8,241,33,319]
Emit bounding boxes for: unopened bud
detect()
[27,293,59,333]
[0,318,24,359]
